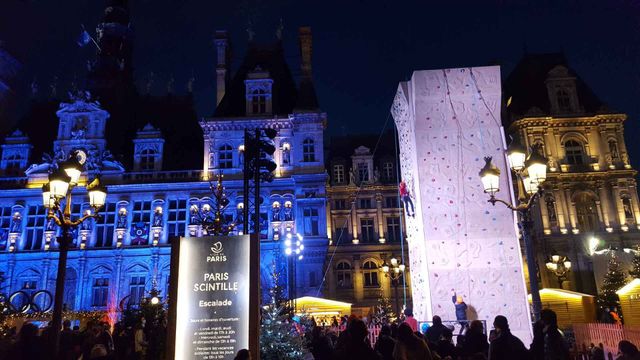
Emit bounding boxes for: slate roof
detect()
[503,53,605,124]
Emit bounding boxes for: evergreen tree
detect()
[629,249,640,279]
[598,253,628,312]
[121,289,167,359]
[372,295,395,325]
[260,262,309,359]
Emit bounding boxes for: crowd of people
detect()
[302,308,640,360]
[0,318,153,360]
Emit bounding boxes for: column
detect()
[6,255,16,293]
[114,252,123,305]
[77,256,88,309]
[41,256,51,293]
[553,189,567,232]
[595,200,605,231]
[564,188,578,233]
[539,195,551,235]
[611,183,627,228]
[376,193,385,243]
[351,196,359,244]
[629,180,640,228]
[352,255,363,303]
[151,248,160,287]
[326,194,333,245]
[597,183,612,231]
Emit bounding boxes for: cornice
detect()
[509,113,627,130]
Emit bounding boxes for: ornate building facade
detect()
[504,53,640,294]
[323,134,412,316]
[0,25,328,312]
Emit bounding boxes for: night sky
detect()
[2,0,640,165]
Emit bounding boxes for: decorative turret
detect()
[0,130,31,176]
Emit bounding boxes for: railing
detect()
[572,323,640,358]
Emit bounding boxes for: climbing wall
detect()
[391,66,532,343]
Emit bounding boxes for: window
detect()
[382,162,394,181]
[167,199,187,237]
[303,208,319,236]
[334,199,347,210]
[251,89,267,114]
[140,149,156,170]
[95,203,115,248]
[303,139,315,162]
[334,218,350,242]
[281,142,291,165]
[92,278,109,307]
[360,218,375,242]
[575,193,598,232]
[25,205,46,250]
[359,198,372,209]
[132,201,151,223]
[0,206,12,250]
[387,217,401,242]
[333,165,345,183]
[5,155,22,175]
[557,89,571,112]
[336,261,352,289]
[385,197,399,208]
[565,140,585,165]
[363,261,379,287]
[128,276,146,306]
[357,162,369,183]
[218,145,233,169]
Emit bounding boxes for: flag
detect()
[76,27,91,47]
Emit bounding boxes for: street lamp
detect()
[479,140,547,321]
[545,254,572,288]
[382,256,405,320]
[43,151,107,355]
[285,233,304,312]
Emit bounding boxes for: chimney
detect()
[298,27,313,78]
[215,30,230,106]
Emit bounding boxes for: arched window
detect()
[564,140,585,165]
[281,142,291,165]
[218,145,233,169]
[303,138,315,162]
[575,192,599,232]
[252,89,266,114]
[335,261,352,289]
[140,149,156,170]
[362,260,379,287]
[557,89,571,112]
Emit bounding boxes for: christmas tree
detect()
[260,262,309,359]
[629,248,640,279]
[372,295,395,325]
[121,288,167,359]
[598,253,628,312]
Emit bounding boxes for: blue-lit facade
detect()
[0,27,328,311]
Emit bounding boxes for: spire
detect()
[296,27,319,111]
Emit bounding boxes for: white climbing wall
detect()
[391,66,532,343]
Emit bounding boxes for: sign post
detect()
[167,235,251,360]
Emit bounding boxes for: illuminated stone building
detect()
[504,53,640,294]
[323,133,412,316]
[0,21,328,311]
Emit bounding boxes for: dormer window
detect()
[218,145,233,169]
[545,65,580,115]
[357,162,369,183]
[303,138,315,162]
[140,149,156,171]
[556,90,571,112]
[564,140,585,165]
[245,68,273,116]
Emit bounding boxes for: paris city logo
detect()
[207,241,227,262]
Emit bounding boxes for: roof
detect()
[213,40,319,117]
[503,53,605,124]
[326,131,398,165]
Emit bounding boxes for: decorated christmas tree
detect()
[372,295,395,325]
[629,248,640,279]
[260,261,308,359]
[598,253,628,312]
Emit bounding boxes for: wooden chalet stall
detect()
[294,296,351,325]
[617,279,640,326]
[528,288,596,327]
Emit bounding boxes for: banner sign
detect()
[168,235,250,360]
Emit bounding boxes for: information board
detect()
[168,235,250,360]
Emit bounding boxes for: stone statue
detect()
[373,168,381,183]
[153,208,163,227]
[349,169,356,185]
[10,213,21,233]
[272,205,281,221]
[546,199,557,222]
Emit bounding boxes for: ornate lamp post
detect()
[381,257,405,320]
[479,141,547,321]
[285,233,304,312]
[545,254,572,288]
[43,151,107,354]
